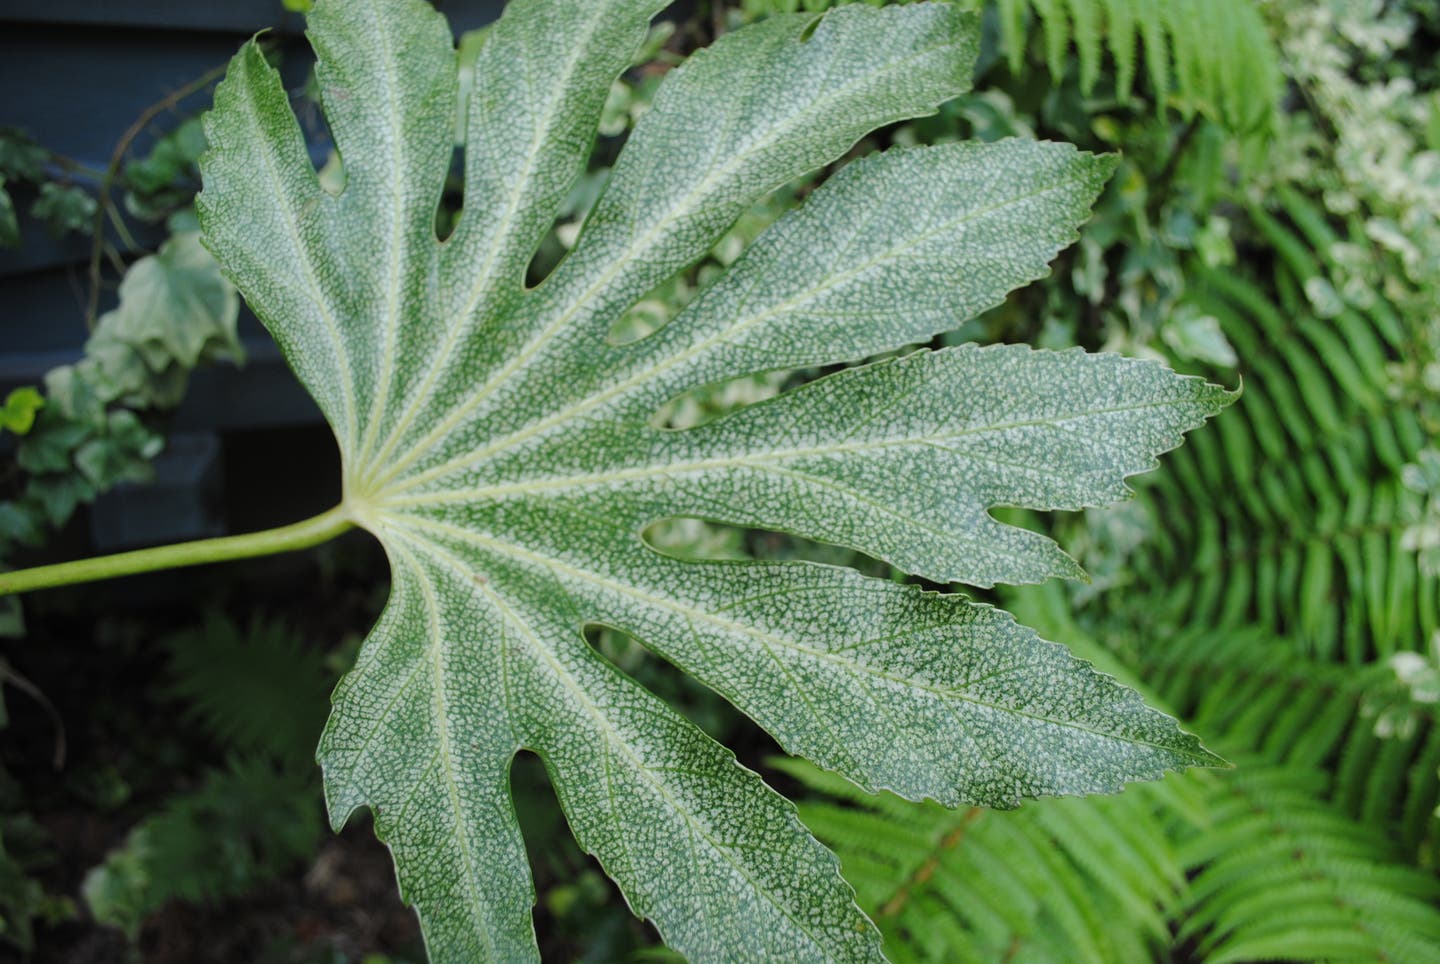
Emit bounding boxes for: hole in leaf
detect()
[524,168,614,288]
[649,369,795,430]
[434,141,465,243]
[316,149,346,197]
[605,271,691,346]
[292,64,346,198]
[640,517,752,563]
[523,64,638,288]
[649,341,924,433]
[639,517,901,584]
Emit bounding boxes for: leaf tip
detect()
[1170,731,1230,771]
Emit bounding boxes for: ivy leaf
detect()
[0,128,45,183]
[197,1,1233,960]
[0,388,44,437]
[124,118,209,221]
[45,232,243,418]
[100,231,242,373]
[30,182,97,240]
[0,179,18,249]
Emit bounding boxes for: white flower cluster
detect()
[1264,0,1440,392]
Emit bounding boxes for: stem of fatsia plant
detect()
[0,505,354,596]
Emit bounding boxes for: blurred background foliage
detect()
[2,0,1439,960]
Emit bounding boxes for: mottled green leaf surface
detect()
[197,0,1232,959]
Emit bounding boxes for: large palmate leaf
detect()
[197,0,1233,959]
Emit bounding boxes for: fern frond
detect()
[1140,624,1440,861]
[1093,189,1440,871]
[1119,210,1436,666]
[739,0,1278,132]
[777,757,1186,963]
[1062,0,1104,93]
[1030,0,1072,84]
[82,756,323,934]
[998,0,1031,76]
[141,757,321,905]
[162,611,332,766]
[996,0,1279,131]
[1173,761,1440,964]
[785,740,1440,962]
[1097,0,1138,100]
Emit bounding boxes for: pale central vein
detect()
[384,513,1203,761]
[388,539,500,960]
[353,5,415,471]
[239,68,360,456]
[376,396,1181,508]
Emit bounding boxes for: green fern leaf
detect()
[1031,0,1072,83]
[1100,0,1139,101]
[999,0,1031,75]
[1136,0,1172,110]
[82,756,322,936]
[1175,762,1440,964]
[1064,0,1104,94]
[783,757,1189,963]
[1000,0,1279,132]
[197,1,1229,958]
[162,612,331,764]
[1127,245,1437,668]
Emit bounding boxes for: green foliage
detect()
[123,117,208,223]
[0,231,240,566]
[778,756,1190,964]
[0,664,74,952]
[1404,448,1440,576]
[995,0,1280,133]
[1173,760,1440,964]
[162,612,333,766]
[1,115,244,643]
[1263,0,1440,321]
[1142,626,1440,865]
[0,816,73,952]
[0,127,92,249]
[739,0,935,15]
[0,0,1429,958]
[83,614,334,939]
[993,144,1439,961]
[0,826,46,951]
[49,230,243,414]
[776,6,1440,946]
[786,610,1440,961]
[0,129,45,183]
[31,181,97,239]
[83,756,323,938]
[737,0,1282,133]
[1118,196,1437,666]
[0,179,17,249]
[0,389,43,437]
[196,0,1228,958]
